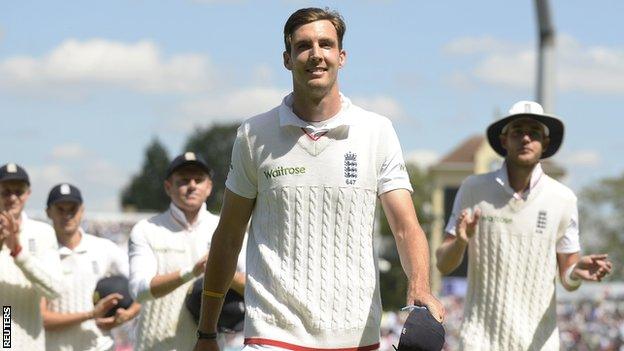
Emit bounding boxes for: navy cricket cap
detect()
[396,307,445,351]
[47,183,83,207]
[0,163,30,185]
[93,275,134,317]
[185,277,245,332]
[165,152,213,179]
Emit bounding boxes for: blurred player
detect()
[40,183,140,351]
[129,152,245,350]
[194,7,443,351]
[0,163,62,350]
[436,101,613,350]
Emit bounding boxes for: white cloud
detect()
[445,34,624,95]
[50,143,90,160]
[0,39,213,94]
[172,87,287,131]
[444,36,525,55]
[559,150,602,167]
[351,95,405,120]
[25,149,127,211]
[405,149,440,170]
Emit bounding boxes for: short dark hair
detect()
[283,7,346,53]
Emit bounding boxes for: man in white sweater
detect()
[40,183,140,351]
[435,101,613,350]
[129,152,245,350]
[194,7,443,351]
[0,163,63,350]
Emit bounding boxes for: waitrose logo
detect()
[263,166,306,179]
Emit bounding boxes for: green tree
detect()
[121,138,171,212]
[578,172,624,281]
[378,163,434,310]
[183,123,240,213]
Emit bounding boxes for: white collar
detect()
[278,92,355,130]
[494,162,544,200]
[58,229,88,256]
[169,202,207,230]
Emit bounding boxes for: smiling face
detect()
[500,118,550,166]
[0,180,30,218]
[164,165,212,213]
[283,20,346,97]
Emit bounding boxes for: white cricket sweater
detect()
[0,213,62,350]
[128,205,220,351]
[45,232,128,351]
[455,171,576,350]
[226,95,412,350]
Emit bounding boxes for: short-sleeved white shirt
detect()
[445,162,580,253]
[45,231,128,351]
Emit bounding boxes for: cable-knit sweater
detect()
[128,206,220,351]
[0,213,62,351]
[456,171,576,351]
[226,94,412,349]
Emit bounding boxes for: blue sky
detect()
[1,0,622,212]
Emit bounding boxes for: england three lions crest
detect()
[344,152,358,185]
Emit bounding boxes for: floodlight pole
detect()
[535,0,555,113]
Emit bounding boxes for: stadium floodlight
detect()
[535,0,555,113]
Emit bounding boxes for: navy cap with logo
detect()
[165,152,213,179]
[0,163,30,185]
[93,275,134,317]
[47,183,83,207]
[396,307,445,351]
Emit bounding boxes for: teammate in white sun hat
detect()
[0,163,63,350]
[194,7,443,351]
[436,100,613,350]
[41,183,140,351]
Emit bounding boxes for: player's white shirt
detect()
[445,162,580,253]
[128,203,243,351]
[45,231,128,351]
[0,212,62,351]
[226,93,410,350]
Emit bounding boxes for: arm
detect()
[128,225,204,301]
[194,189,253,350]
[41,293,122,331]
[435,208,480,275]
[149,256,206,299]
[379,189,445,322]
[435,234,468,275]
[1,212,63,299]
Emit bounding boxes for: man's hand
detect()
[0,211,20,252]
[456,208,480,244]
[112,307,133,325]
[193,338,220,351]
[407,282,445,323]
[573,254,612,282]
[193,254,209,277]
[92,293,122,319]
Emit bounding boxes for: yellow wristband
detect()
[202,290,225,298]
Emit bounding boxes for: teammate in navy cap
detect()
[41,183,140,351]
[0,163,63,349]
[128,152,246,350]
